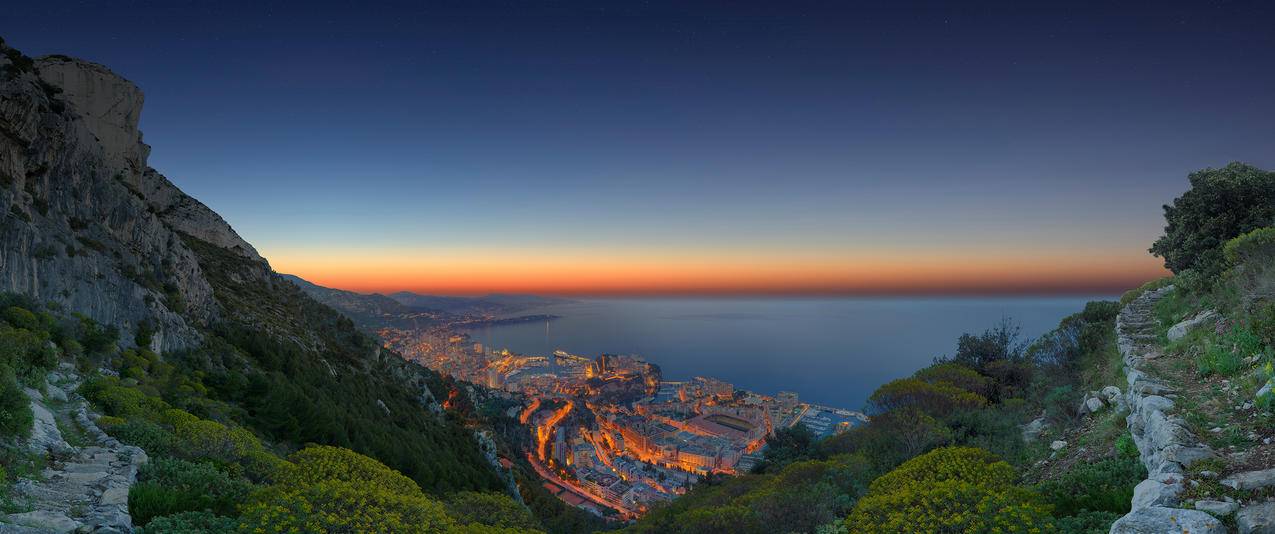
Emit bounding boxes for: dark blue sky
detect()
[4,1,1273,294]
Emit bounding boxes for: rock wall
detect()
[0,44,267,352]
[1110,286,1226,533]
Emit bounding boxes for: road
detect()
[526,452,636,519]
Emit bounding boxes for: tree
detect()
[1150,162,1275,279]
[947,318,1027,371]
[867,378,986,416]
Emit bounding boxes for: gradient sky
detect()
[5,1,1274,295]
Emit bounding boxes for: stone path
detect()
[1110,286,1227,533]
[0,368,146,534]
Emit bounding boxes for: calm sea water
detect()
[462,296,1110,410]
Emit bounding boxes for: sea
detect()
[461,296,1112,410]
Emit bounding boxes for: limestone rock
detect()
[1021,416,1048,442]
[1166,310,1218,341]
[1050,440,1067,451]
[1102,385,1123,402]
[1085,396,1106,414]
[1237,502,1275,534]
[1109,506,1226,534]
[45,384,67,403]
[1222,468,1275,491]
[4,509,82,533]
[1131,476,1182,509]
[1193,499,1238,516]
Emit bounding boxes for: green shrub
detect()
[135,511,237,534]
[107,419,175,456]
[1253,303,1275,348]
[1055,510,1122,534]
[445,491,541,530]
[129,457,254,526]
[867,378,987,416]
[1224,227,1275,266]
[845,447,1053,533]
[0,368,33,438]
[1115,434,1138,459]
[1035,457,1145,517]
[240,446,456,534]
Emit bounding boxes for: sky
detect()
[4,1,1274,296]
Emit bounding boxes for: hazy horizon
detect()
[8,1,1273,295]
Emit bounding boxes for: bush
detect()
[241,445,456,533]
[1224,227,1275,266]
[0,367,33,438]
[107,419,175,456]
[241,479,455,533]
[1115,434,1138,459]
[867,378,987,416]
[844,447,1052,533]
[1055,510,1123,534]
[135,511,237,534]
[1035,457,1145,517]
[273,445,422,495]
[912,363,991,396]
[445,491,541,531]
[1150,163,1275,279]
[128,457,254,526]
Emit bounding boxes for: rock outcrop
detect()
[0,44,267,352]
[1166,309,1218,342]
[1111,286,1225,534]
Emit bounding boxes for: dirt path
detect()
[1,367,146,534]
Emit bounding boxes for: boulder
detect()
[1021,417,1048,442]
[1222,468,1275,491]
[1237,502,1275,534]
[1167,310,1219,341]
[1050,440,1067,451]
[1131,477,1183,509]
[4,510,82,533]
[45,385,68,403]
[1085,396,1106,414]
[1102,385,1123,402]
[1110,506,1226,534]
[1194,499,1239,516]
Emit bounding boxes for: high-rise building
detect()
[486,367,503,389]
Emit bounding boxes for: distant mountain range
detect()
[281,274,570,329]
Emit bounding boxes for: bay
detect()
[462,296,1111,410]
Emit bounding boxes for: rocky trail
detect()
[1111,287,1275,534]
[0,367,145,534]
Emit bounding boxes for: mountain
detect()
[281,274,570,331]
[278,274,440,330]
[0,38,580,533]
[386,291,573,317]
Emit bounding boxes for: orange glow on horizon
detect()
[266,245,1168,297]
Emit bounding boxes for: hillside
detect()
[623,164,1275,534]
[0,38,554,533]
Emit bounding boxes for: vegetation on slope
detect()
[0,295,549,532]
[627,302,1142,533]
[625,162,1275,533]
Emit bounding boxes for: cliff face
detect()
[0,45,263,352]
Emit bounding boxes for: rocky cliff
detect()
[0,41,263,353]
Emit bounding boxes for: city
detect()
[379,326,868,517]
